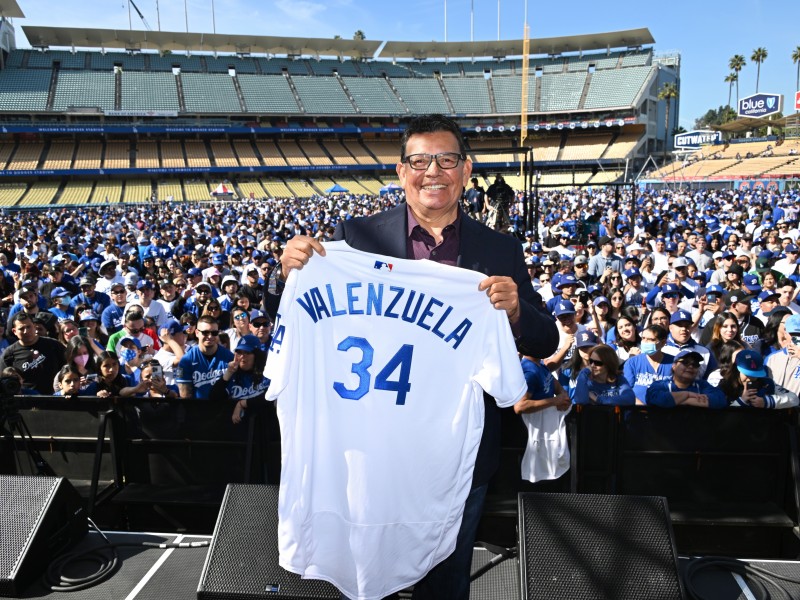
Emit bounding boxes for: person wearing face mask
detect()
[623,324,674,404]
[117,336,145,385]
[55,336,99,393]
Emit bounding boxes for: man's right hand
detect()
[279,235,326,279]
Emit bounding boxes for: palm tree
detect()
[793,46,800,98]
[724,73,737,109]
[658,82,679,163]
[729,54,746,106]
[751,47,768,92]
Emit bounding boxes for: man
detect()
[156,278,185,319]
[464,177,486,220]
[485,175,514,232]
[588,236,623,281]
[544,300,584,373]
[176,315,234,399]
[106,306,157,356]
[249,311,272,350]
[69,277,111,316]
[241,265,263,306]
[134,279,167,329]
[686,237,713,271]
[646,349,727,408]
[267,115,557,600]
[0,312,65,394]
[545,273,579,315]
[94,259,124,295]
[101,282,129,335]
[662,309,716,379]
[153,318,186,386]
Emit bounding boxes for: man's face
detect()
[196,322,220,354]
[110,285,127,306]
[669,320,692,344]
[779,286,794,307]
[13,317,37,345]
[125,318,144,336]
[81,284,95,298]
[396,131,471,220]
[19,290,37,310]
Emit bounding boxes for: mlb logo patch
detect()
[374,261,393,272]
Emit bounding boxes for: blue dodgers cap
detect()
[556,274,578,289]
[743,274,762,293]
[721,250,736,259]
[674,349,703,364]
[162,318,183,336]
[530,242,543,252]
[670,309,693,324]
[575,330,598,348]
[785,314,800,334]
[50,287,69,298]
[212,253,226,265]
[758,290,780,302]
[623,267,641,279]
[785,243,799,254]
[661,283,681,297]
[235,334,262,353]
[705,284,725,297]
[665,242,678,252]
[554,300,576,317]
[188,267,203,277]
[593,295,610,307]
[735,349,767,378]
[119,336,142,349]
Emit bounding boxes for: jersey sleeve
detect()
[175,352,193,385]
[472,310,527,408]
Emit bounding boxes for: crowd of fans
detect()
[2,183,800,419]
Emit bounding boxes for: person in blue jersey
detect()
[101,282,129,335]
[176,315,234,399]
[719,348,799,409]
[209,334,270,424]
[513,344,571,484]
[573,344,635,406]
[662,309,717,379]
[623,324,674,404]
[646,349,728,408]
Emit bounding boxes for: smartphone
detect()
[86,373,98,381]
[79,327,89,337]
[150,364,163,379]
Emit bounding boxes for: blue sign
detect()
[674,130,722,149]
[737,93,784,118]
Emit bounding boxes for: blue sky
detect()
[11,0,800,129]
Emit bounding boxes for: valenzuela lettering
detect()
[295,282,472,349]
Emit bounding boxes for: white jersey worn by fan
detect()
[265,241,527,600]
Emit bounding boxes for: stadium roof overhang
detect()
[0,0,23,19]
[21,25,654,60]
[21,26,382,58]
[380,28,655,59]
[711,114,796,133]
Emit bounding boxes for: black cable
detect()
[43,519,210,592]
[684,556,800,600]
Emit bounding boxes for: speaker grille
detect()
[518,493,684,600]
[0,475,60,589]
[197,484,339,600]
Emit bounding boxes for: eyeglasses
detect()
[197,329,219,337]
[111,288,126,294]
[252,321,269,328]
[403,152,464,170]
[588,358,605,367]
[791,335,800,345]
[127,327,143,335]
[207,306,221,311]
[677,361,701,369]
[234,313,249,321]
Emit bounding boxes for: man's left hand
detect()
[478,276,520,324]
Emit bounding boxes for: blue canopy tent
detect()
[326,184,348,193]
[379,183,403,196]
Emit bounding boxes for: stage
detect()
[12,531,800,600]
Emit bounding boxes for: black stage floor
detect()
[15,532,800,600]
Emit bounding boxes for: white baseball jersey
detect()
[265,241,526,600]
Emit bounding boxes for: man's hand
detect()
[279,235,326,279]
[478,276,520,324]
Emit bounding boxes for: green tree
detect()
[728,54,746,105]
[658,82,679,163]
[724,73,737,108]
[353,30,366,40]
[793,46,800,96]
[751,47,768,92]
[694,106,737,129]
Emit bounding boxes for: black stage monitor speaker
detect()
[197,484,339,600]
[518,492,684,600]
[0,475,86,597]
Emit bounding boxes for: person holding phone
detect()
[209,334,269,424]
[719,349,798,409]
